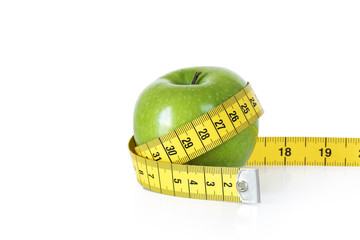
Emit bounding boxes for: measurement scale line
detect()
[170,164,175,196]
[187,166,191,198]
[220,168,224,201]
[156,161,162,193]
[325,137,327,148]
[146,143,156,161]
[144,160,151,191]
[203,167,208,200]
[265,137,267,147]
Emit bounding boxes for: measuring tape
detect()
[128,83,360,203]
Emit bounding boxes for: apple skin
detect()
[133,66,259,167]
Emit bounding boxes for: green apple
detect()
[133,66,259,167]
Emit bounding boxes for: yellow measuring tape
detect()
[128,83,360,203]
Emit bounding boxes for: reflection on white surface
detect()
[257,165,359,204]
[128,165,360,239]
[233,165,360,239]
[236,204,259,236]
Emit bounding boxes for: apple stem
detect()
[191,71,202,85]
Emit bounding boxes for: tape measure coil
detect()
[129,82,360,204]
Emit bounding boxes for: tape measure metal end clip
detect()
[237,168,261,204]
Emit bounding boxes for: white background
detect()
[1,0,360,239]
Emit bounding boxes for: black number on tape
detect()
[279,147,292,156]
[174,178,182,184]
[319,148,332,157]
[198,128,210,140]
[249,97,257,107]
[214,119,225,129]
[223,182,232,187]
[241,103,250,114]
[190,180,198,185]
[181,137,193,149]
[165,146,177,156]
[152,152,162,161]
[206,181,215,186]
[229,111,239,122]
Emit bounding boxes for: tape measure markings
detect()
[221,103,242,141]
[130,137,242,202]
[158,161,174,196]
[208,105,236,142]
[244,87,260,118]
[173,130,191,161]
[130,136,360,203]
[234,92,250,124]
[247,137,360,167]
[176,122,206,160]
[207,112,223,142]
[222,97,246,133]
